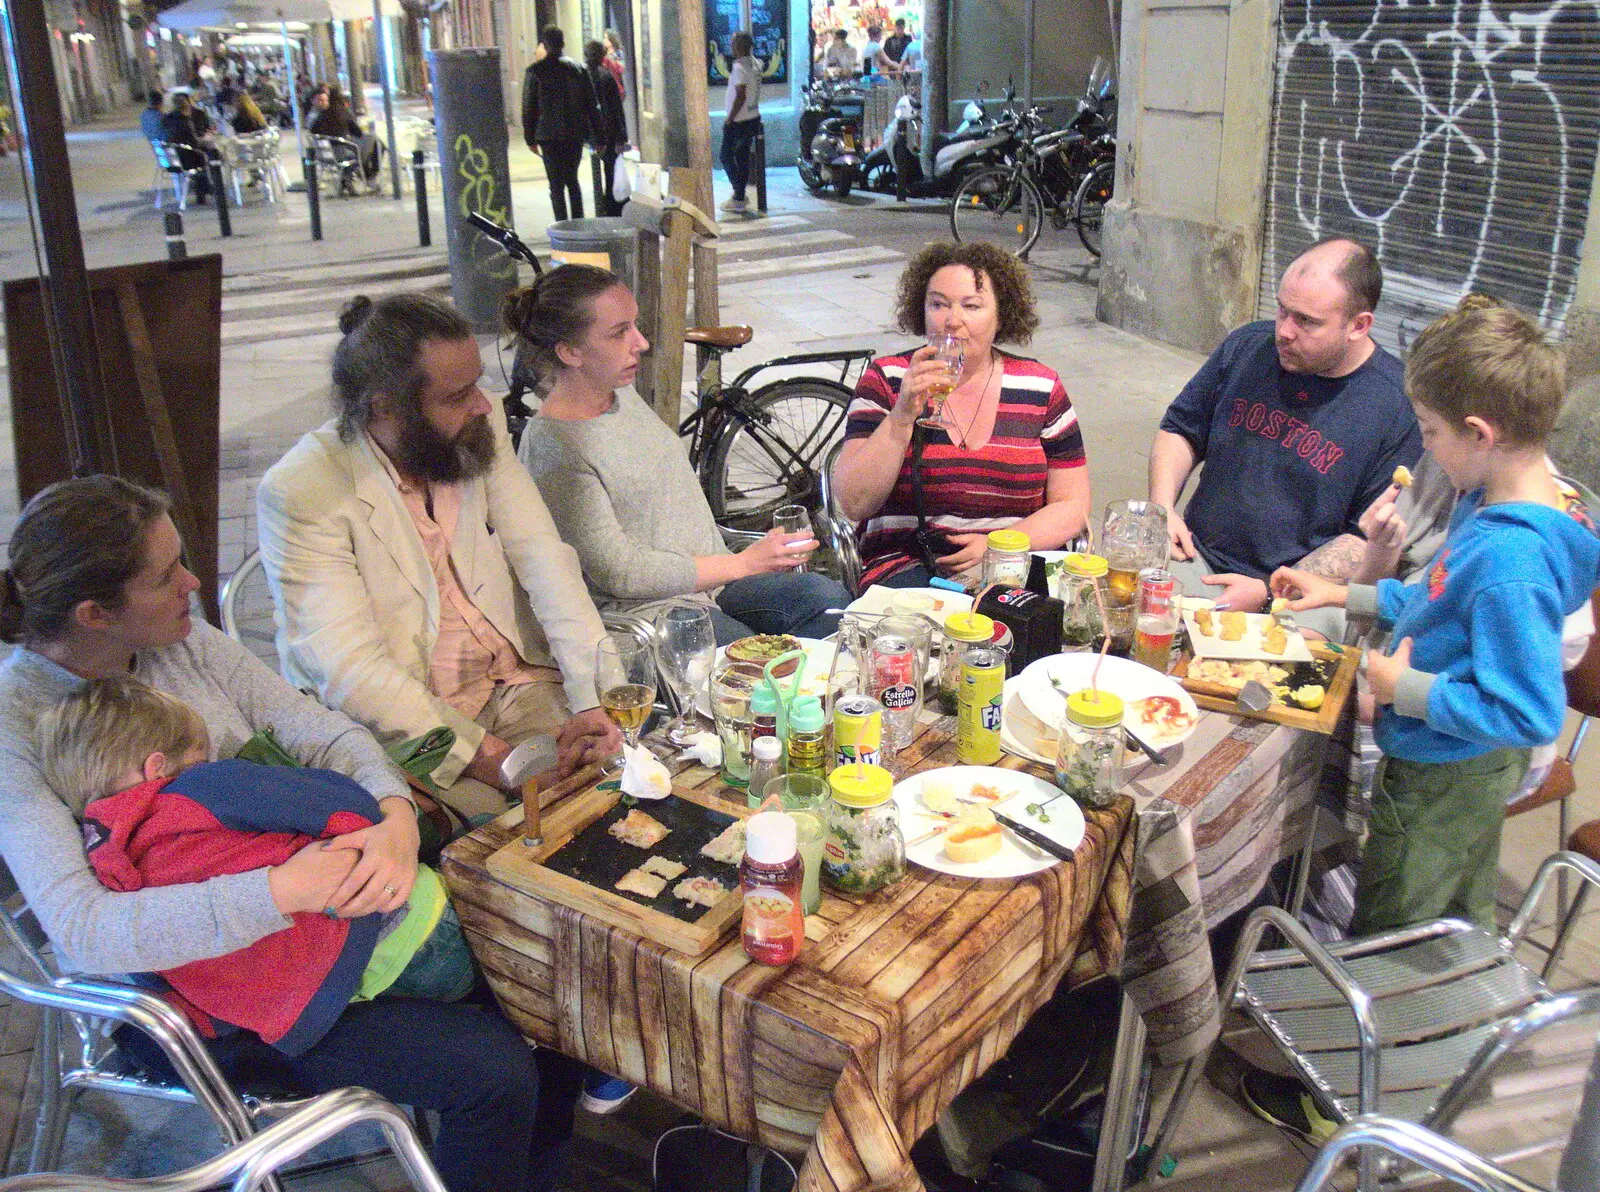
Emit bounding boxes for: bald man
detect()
[1148,238,1422,615]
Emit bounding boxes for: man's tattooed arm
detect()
[1294,533,1366,581]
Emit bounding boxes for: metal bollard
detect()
[413,149,430,247]
[163,210,186,260]
[209,160,232,237]
[303,154,322,242]
[751,129,768,214]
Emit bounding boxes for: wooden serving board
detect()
[486,778,752,955]
[1171,641,1360,735]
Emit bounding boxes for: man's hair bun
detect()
[338,295,375,336]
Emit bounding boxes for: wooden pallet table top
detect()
[443,716,1136,1192]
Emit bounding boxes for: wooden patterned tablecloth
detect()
[443,715,1137,1192]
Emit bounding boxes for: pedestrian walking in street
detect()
[522,26,600,223]
[719,31,763,216]
[585,40,628,217]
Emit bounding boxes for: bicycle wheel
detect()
[704,379,852,530]
[1073,159,1114,258]
[950,167,1044,257]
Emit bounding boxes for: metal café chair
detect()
[0,1086,447,1192]
[818,438,862,596]
[1293,1115,1552,1192]
[220,131,286,205]
[311,135,367,197]
[150,142,205,211]
[1151,850,1600,1192]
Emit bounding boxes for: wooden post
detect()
[674,0,719,333]
[655,209,694,428]
[634,226,662,406]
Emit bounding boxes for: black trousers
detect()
[593,144,623,216]
[538,138,585,221]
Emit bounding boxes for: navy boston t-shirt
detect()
[1160,321,1421,579]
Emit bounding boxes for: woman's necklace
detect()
[944,352,998,450]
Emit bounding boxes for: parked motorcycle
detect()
[797,78,869,197]
[858,88,1007,201]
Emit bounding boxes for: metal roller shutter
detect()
[1256,0,1600,352]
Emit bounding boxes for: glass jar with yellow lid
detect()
[822,764,905,894]
[937,611,996,715]
[1060,553,1109,649]
[980,529,1031,589]
[1054,688,1125,808]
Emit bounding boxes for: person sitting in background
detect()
[584,39,627,217]
[833,241,1092,588]
[820,29,858,75]
[515,265,849,645]
[140,90,165,143]
[310,85,380,191]
[159,92,214,205]
[227,88,269,135]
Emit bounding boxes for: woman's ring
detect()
[383,884,398,897]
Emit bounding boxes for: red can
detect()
[1137,568,1178,617]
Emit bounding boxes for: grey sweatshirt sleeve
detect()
[0,732,290,975]
[534,462,701,601]
[194,623,412,806]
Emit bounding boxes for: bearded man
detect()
[258,293,621,820]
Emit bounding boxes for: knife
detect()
[993,810,1075,861]
[1124,725,1169,766]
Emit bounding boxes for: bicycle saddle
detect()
[684,325,754,349]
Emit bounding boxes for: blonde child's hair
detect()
[38,675,209,812]
[1404,293,1566,446]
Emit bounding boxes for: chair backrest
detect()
[1565,588,1600,718]
[819,439,861,595]
[151,141,188,173]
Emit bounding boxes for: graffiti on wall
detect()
[1266,0,1600,342]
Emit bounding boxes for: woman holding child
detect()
[0,476,577,1192]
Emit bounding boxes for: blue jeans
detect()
[720,117,763,200]
[712,570,850,645]
[119,989,584,1192]
[385,901,478,1003]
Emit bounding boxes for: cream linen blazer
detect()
[255,399,605,787]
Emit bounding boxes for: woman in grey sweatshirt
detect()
[0,476,572,1192]
[511,264,849,644]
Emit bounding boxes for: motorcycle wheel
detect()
[797,161,826,193]
[950,167,1044,258]
[1073,159,1114,258]
[861,158,894,193]
[829,174,853,198]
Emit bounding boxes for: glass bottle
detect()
[747,735,784,809]
[741,811,804,965]
[980,529,1032,589]
[785,696,827,780]
[1054,688,1126,809]
[822,764,905,894]
[938,611,996,715]
[750,685,779,745]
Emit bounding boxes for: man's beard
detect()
[391,406,496,483]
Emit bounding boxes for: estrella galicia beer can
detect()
[956,645,1006,764]
[832,694,884,769]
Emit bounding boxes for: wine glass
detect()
[596,634,658,767]
[656,603,717,745]
[773,503,814,575]
[917,332,964,429]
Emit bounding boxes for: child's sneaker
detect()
[580,1073,637,1114]
[719,197,748,213]
[1240,1068,1338,1144]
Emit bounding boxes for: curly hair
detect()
[892,242,1039,344]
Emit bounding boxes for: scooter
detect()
[858,82,1020,201]
[796,77,869,197]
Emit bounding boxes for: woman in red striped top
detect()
[834,242,1092,588]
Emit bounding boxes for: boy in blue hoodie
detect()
[1274,295,1600,936]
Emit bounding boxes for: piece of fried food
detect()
[700,820,746,865]
[1262,624,1288,655]
[615,868,667,898]
[1219,611,1247,641]
[609,808,671,849]
[673,876,730,908]
[1195,607,1216,637]
[1393,464,1414,489]
[642,856,687,880]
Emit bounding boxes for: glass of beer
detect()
[917,332,964,428]
[1102,499,1169,602]
[1132,568,1181,672]
[597,634,658,767]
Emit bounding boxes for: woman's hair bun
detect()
[338,295,375,336]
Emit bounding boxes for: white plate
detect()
[696,638,855,716]
[1013,654,1202,749]
[893,766,1085,878]
[1000,680,1057,765]
[1180,597,1314,663]
[844,585,974,621]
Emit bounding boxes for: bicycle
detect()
[948,109,1114,259]
[466,212,871,531]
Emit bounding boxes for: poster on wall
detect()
[705,0,788,85]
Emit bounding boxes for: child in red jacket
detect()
[39,675,476,1056]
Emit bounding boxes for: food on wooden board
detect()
[609,808,671,848]
[1292,684,1326,710]
[642,856,687,879]
[674,875,730,908]
[615,868,668,898]
[700,819,746,864]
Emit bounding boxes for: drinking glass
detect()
[596,634,657,768]
[763,773,829,914]
[918,332,965,429]
[773,503,814,575]
[656,603,717,745]
[1132,571,1182,673]
[1101,499,1169,600]
[867,615,932,751]
[710,661,765,789]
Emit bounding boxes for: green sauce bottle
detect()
[785,696,827,780]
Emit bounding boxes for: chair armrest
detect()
[1293,1115,1544,1192]
[1506,849,1600,947]
[719,527,764,551]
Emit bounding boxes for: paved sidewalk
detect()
[0,104,1595,1192]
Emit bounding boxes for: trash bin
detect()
[546,218,638,293]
